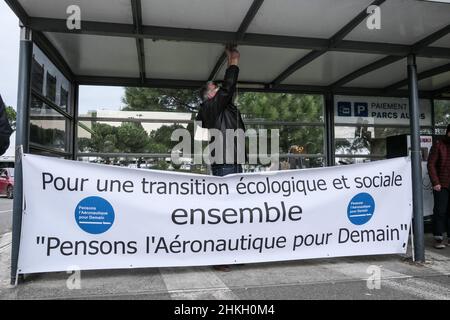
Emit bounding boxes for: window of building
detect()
[77,87,325,172]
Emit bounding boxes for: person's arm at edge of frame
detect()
[427,141,441,191]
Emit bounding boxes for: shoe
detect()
[213,265,231,272]
[434,239,446,249]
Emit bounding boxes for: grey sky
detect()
[0,1,20,108]
[0,2,124,113]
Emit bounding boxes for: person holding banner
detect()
[428,124,450,249]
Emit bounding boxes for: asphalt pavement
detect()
[0,198,449,300]
[0,231,449,300]
[0,198,12,235]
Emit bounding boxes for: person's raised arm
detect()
[217,48,240,107]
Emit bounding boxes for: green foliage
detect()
[5,106,16,130]
[122,87,201,112]
[87,122,119,153]
[435,100,450,127]
[116,122,149,153]
[237,92,323,123]
[149,124,186,152]
[80,87,326,168]
[121,88,325,155]
[237,92,324,155]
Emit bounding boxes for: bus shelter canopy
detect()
[6,0,450,97]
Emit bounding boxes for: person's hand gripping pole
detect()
[225,43,240,67]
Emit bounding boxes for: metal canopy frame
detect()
[5,0,450,98]
[271,0,386,86]
[131,0,146,83]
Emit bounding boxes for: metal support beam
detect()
[6,0,75,83]
[431,98,436,135]
[208,0,264,81]
[76,75,206,89]
[131,0,146,83]
[32,32,75,82]
[271,0,386,86]
[11,26,33,285]
[24,17,450,60]
[271,51,325,86]
[4,0,28,24]
[75,74,435,98]
[208,52,228,82]
[433,84,450,98]
[72,84,79,160]
[385,62,450,92]
[332,24,450,89]
[410,25,450,53]
[329,0,386,48]
[330,56,403,90]
[324,93,335,166]
[407,54,425,263]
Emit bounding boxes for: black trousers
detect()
[211,164,242,177]
[433,188,450,237]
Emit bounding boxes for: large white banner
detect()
[18,154,412,274]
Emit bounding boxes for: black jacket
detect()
[196,65,245,165]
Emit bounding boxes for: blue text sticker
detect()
[347,193,375,225]
[75,196,115,234]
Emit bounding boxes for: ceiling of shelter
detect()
[6,0,450,97]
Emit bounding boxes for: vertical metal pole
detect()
[10,26,32,285]
[325,93,335,166]
[72,84,79,160]
[430,98,436,138]
[430,99,435,131]
[407,54,425,262]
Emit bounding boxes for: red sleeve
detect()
[428,141,441,186]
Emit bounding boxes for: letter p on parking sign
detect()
[354,102,368,117]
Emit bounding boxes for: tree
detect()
[236,93,324,158]
[115,122,149,153]
[5,106,16,130]
[149,124,185,152]
[434,100,450,127]
[237,92,323,123]
[121,88,326,166]
[122,87,201,112]
[86,122,119,153]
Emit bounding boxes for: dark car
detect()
[0,168,14,199]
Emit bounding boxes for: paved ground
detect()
[0,198,12,235]
[0,197,449,300]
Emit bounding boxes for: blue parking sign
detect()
[337,101,352,117]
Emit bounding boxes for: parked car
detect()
[0,168,14,199]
